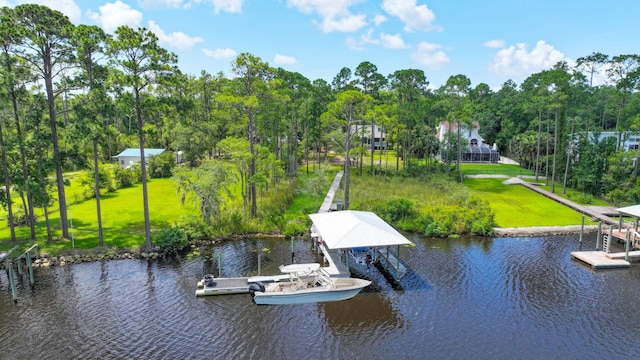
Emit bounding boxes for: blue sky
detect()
[6,0,640,89]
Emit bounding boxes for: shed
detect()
[113,148,165,168]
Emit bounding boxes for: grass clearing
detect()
[465,177,595,227]
[461,163,534,177]
[0,178,198,254]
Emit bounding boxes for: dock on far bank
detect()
[570,251,630,269]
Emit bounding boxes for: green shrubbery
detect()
[148,151,176,178]
[153,226,188,249]
[113,164,141,188]
[354,174,495,237]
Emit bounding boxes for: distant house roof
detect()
[439,120,481,133]
[114,148,165,157]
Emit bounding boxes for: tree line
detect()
[1,4,640,248]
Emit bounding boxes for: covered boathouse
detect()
[309,210,413,284]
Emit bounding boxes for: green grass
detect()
[461,163,535,177]
[283,164,342,235]
[0,178,198,254]
[465,177,596,227]
[531,182,610,206]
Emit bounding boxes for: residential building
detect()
[354,124,387,150]
[437,120,499,163]
[113,148,165,168]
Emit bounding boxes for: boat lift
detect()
[309,210,413,285]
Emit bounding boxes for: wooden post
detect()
[218,257,222,277]
[291,237,295,264]
[8,260,17,302]
[619,216,623,231]
[16,256,23,275]
[606,224,614,253]
[258,253,261,276]
[26,251,34,285]
[579,215,584,244]
[625,230,631,262]
[596,222,602,250]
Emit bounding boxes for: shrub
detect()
[375,198,416,223]
[176,216,212,242]
[154,226,188,249]
[77,167,114,199]
[113,164,141,188]
[148,151,176,178]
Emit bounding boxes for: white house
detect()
[354,124,387,150]
[437,120,486,146]
[437,121,499,163]
[592,131,640,151]
[113,148,165,168]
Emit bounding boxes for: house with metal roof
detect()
[113,148,165,168]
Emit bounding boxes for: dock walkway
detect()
[318,171,343,213]
[505,177,618,225]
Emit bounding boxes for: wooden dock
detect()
[318,171,343,213]
[570,251,630,269]
[505,177,619,225]
[604,250,640,260]
[604,228,640,250]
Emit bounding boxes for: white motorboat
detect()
[249,263,371,305]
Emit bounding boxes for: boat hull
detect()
[252,278,371,305]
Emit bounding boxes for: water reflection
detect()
[321,291,404,334]
[2,233,640,359]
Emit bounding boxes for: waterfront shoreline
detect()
[493,225,600,237]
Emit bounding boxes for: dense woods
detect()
[2,5,640,246]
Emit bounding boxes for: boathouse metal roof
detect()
[617,205,640,218]
[308,210,413,250]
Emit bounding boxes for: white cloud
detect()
[373,14,387,26]
[381,0,439,32]
[489,40,567,77]
[287,0,367,33]
[139,0,185,8]
[380,33,406,49]
[203,47,237,59]
[412,41,449,69]
[148,20,204,50]
[320,14,366,33]
[346,29,406,50]
[211,0,243,14]
[19,0,81,23]
[87,1,143,33]
[484,39,505,49]
[274,54,297,65]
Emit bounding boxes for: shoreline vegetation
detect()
[1,161,614,265]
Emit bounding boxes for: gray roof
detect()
[114,148,165,157]
[617,205,640,218]
[308,210,413,249]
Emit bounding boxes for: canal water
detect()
[1,233,639,360]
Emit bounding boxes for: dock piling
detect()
[625,230,631,262]
[579,215,584,244]
[596,222,602,250]
[8,260,17,302]
[16,257,23,275]
[26,252,34,285]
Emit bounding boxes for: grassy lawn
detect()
[465,177,596,227]
[461,163,535,177]
[0,178,198,254]
[528,181,611,206]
